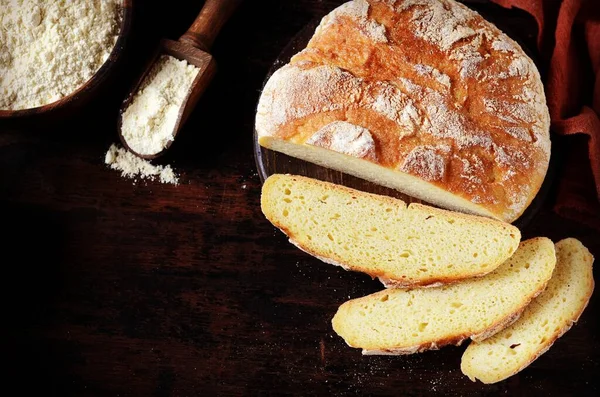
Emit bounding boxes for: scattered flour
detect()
[121,55,200,156]
[317,0,388,43]
[368,82,419,135]
[0,0,122,110]
[414,64,451,89]
[400,145,450,181]
[306,121,378,161]
[398,0,476,51]
[105,144,178,185]
[256,64,362,136]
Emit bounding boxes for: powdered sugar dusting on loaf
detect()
[376,0,401,8]
[497,56,532,79]
[484,98,536,124]
[532,123,552,161]
[457,155,483,184]
[398,0,476,51]
[508,57,531,78]
[399,102,421,135]
[494,144,531,169]
[306,121,378,161]
[318,0,388,43]
[450,35,484,78]
[396,77,495,150]
[504,127,532,142]
[367,82,420,135]
[256,64,361,136]
[506,187,531,219]
[425,100,468,140]
[414,64,451,88]
[400,145,450,181]
[492,36,518,53]
[363,18,388,43]
[456,155,485,204]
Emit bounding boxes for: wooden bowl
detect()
[0,0,134,120]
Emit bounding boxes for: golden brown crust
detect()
[256,0,551,222]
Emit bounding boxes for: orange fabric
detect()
[491,0,600,228]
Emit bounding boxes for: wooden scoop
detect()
[119,0,241,159]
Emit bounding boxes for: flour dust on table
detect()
[105,144,179,185]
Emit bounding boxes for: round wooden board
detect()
[254,6,555,230]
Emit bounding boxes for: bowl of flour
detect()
[0,0,132,118]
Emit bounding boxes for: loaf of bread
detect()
[461,238,594,384]
[256,0,551,223]
[261,174,520,287]
[331,238,556,354]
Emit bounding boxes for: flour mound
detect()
[0,0,122,110]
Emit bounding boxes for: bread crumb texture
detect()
[461,238,594,384]
[105,144,179,185]
[121,55,200,156]
[261,174,520,286]
[0,0,122,110]
[331,238,556,353]
[256,0,551,222]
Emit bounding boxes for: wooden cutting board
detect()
[253,8,555,230]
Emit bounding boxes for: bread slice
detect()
[261,174,521,287]
[331,238,556,354]
[461,238,594,384]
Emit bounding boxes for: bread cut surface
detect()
[261,174,521,287]
[256,0,551,223]
[331,238,556,354]
[461,238,594,384]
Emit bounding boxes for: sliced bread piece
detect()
[261,174,521,287]
[331,238,556,354]
[461,238,595,384]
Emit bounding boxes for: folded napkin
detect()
[492,0,600,229]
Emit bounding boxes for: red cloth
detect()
[491,0,600,228]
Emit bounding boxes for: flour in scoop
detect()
[0,0,122,110]
[105,144,179,185]
[121,55,200,156]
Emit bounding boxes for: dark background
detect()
[1,1,598,395]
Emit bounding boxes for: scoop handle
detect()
[179,0,242,51]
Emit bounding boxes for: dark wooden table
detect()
[1,1,598,395]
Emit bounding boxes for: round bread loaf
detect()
[256,0,551,223]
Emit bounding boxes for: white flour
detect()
[121,55,200,156]
[105,144,179,185]
[0,0,122,110]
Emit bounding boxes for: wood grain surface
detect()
[1,1,598,396]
